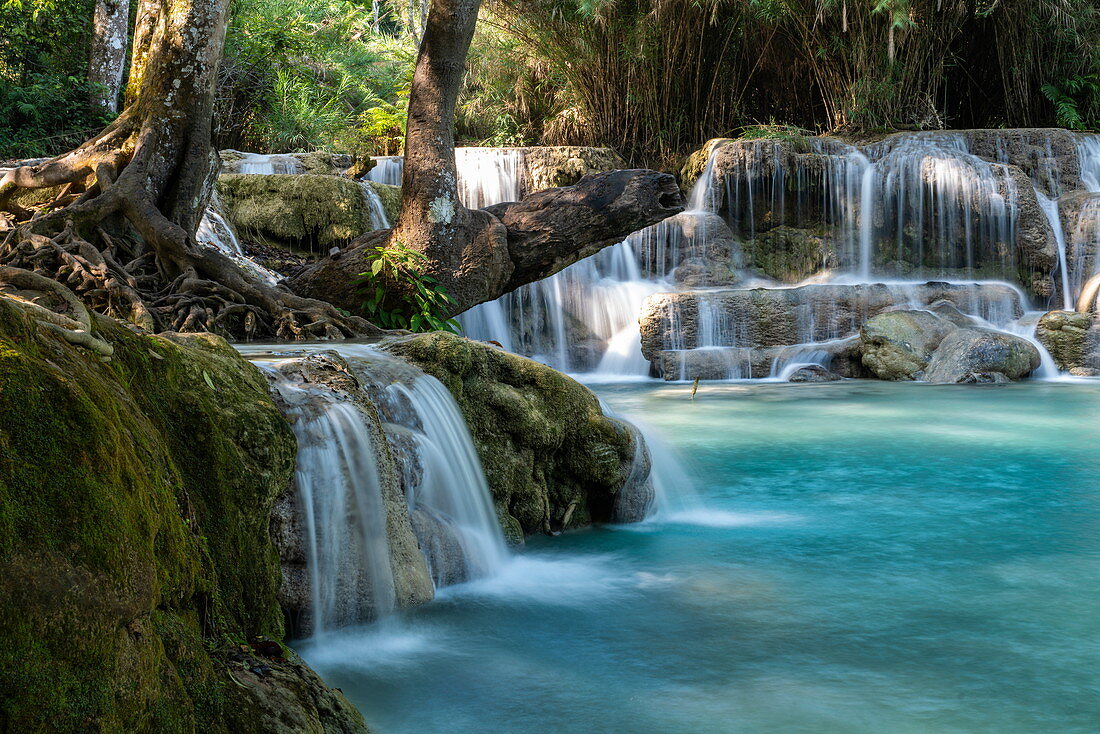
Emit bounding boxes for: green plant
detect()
[1042,75,1100,130]
[359,243,461,333]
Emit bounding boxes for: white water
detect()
[459,132,1097,381]
[367,156,404,186]
[268,371,397,635]
[244,342,509,599]
[234,152,304,175]
[386,375,508,583]
[359,182,391,230]
[454,147,524,208]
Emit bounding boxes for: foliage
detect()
[215,0,416,154]
[359,243,461,333]
[1042,75,1100,130]
[0,0,111,158]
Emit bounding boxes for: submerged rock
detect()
[923,328,1041,383]
[382,332,654,535]
[0,299,364,731]
[787,364,843,382]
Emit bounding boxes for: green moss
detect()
[216,173,374,253]
[0,300,298,731]
[383,332,637,536]
[744,225,835,282]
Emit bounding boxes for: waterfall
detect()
[459,131,1092,381]
[249,343,509,601]
[1037,191,1073,311]
[268,371,397,635]
[385,376,508,584]
[359,182,391,229]
[367,156,404,186]
[454,147,524,207]
[234,152,304,175]
[1079,135,1100,192]
[197,191,243,255]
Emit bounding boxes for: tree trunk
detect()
[88,0,130,114]
[388,0,512,310]
[289,169,684,317]
[0,0,369,340]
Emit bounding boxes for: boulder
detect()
[923,327,1041,383]
[216,173,392,253]
[381,332,654,535]
[1035,309,1099,371]
[860,310,957,380]
[0,298,364,732]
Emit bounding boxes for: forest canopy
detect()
[2,0,1098,165]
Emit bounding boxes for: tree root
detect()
[0,148,378,342]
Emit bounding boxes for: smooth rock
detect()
[860,310,957,380]
[923,327,1041,383]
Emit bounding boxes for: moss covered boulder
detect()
[0,299,365,732]
[216,174,394,253]
[382,332,653,538]
[1035,310,1100,373]
[860,310,956,380]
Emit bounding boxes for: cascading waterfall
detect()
[367,156,404,186]
[454,147,524,208]
[267,370,397,635]
[246,343,508,619]
[234,152,305,175]
[460,131,1097,380]
[197,191,282,285]
[359,182,391,229]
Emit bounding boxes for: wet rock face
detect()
[860,310,957,380]
[923,328,1041,383]
[1035,310,1100,371]
[639,282,1024,364]
[859,308,1041,382]
[382,332,654,536]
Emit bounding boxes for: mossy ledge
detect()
[0,299,365,733]
[382,331,650,541]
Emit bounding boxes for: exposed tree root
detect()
[0,142,378,342]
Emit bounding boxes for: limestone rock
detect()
[382,332,653,534]
[519,146,628,192]
[0,299,362,732]
[860,310,957,380]
[216,173,384,253]
[923,328,1041,383]
[787,364,843,382]
[1035,310,1099,371]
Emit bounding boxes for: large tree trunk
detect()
[88,0,130,113]
[0,0,367,339]
[388,0,512,310]
[289,169,684,317]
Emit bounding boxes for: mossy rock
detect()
[216,174,383,253]
[382,332,642,536]
[0,300,365,732]
[364,180,401,224]
[744,225,836,282]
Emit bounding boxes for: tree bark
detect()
[88,0,130,113]
[0,0,368,340]
[289,169,684,318]
[388,0,512,311]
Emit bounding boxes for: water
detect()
[368,156,405,186]
[299,380,1100,733]
[459,131,1085,379]
[359,181,391,229]
[268,370,397,633]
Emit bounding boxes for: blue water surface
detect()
[300,381,1100,733]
